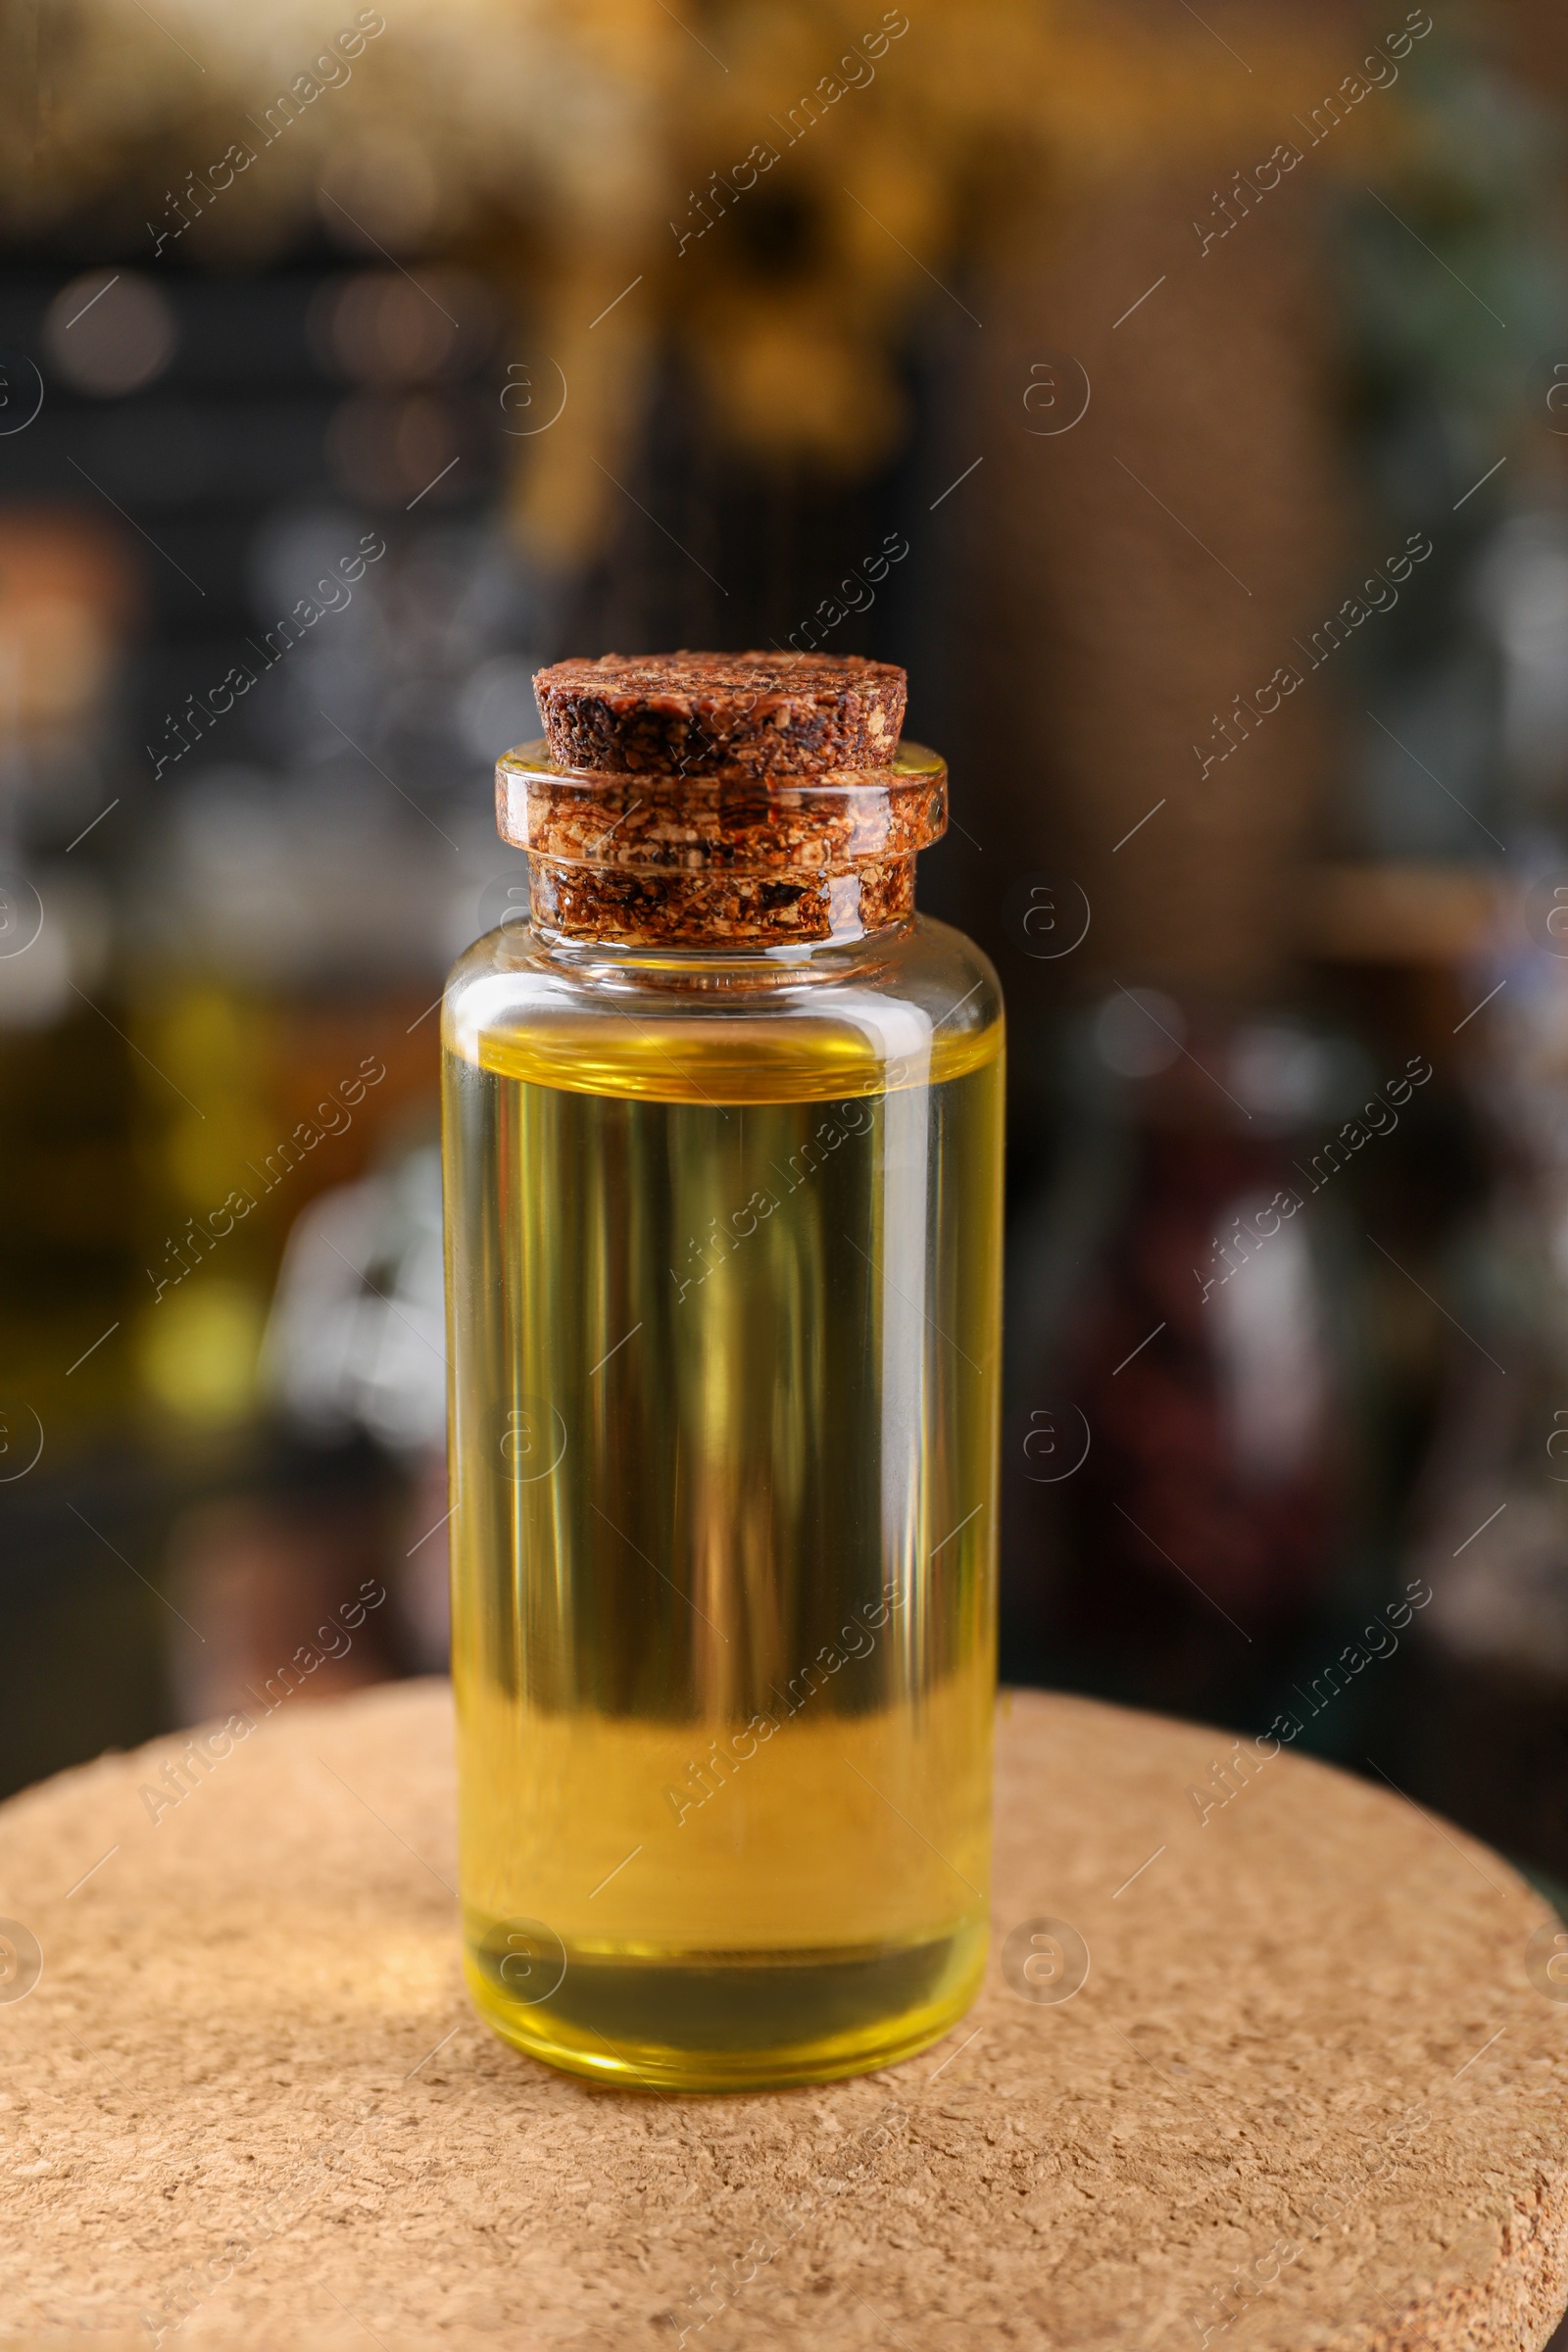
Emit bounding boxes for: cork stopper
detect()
[533,651,907,776]
[500,653,945,947]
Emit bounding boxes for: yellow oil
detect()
[443,933,1003,2090]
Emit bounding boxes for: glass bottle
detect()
[441,680,1004,2090]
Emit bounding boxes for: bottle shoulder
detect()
[442,915,1003,1105]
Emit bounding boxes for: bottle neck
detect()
[525,851,918,950]
[493,739,946,954]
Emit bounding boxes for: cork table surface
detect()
[2,1680,1567,2352]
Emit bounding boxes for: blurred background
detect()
[4,0,1568,1908]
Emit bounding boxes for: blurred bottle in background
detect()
[1004,996,1389,1740]
[0,504,169,1793]
[0,508,139,1440]
[128,509,534,1722]
[165,1135,451,1728]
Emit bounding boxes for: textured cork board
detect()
[1,1681,1565,2351]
